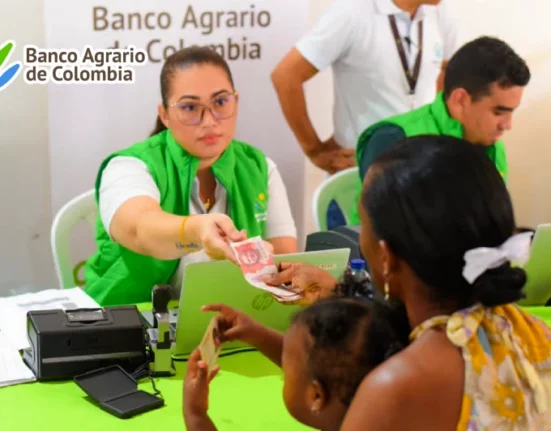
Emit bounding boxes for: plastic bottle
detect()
[349,259,373,298]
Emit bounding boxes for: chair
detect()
[51,189,97,289]
[517,224,551,306]
[312,167,360,231]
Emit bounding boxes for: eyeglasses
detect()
[168,92,238,126]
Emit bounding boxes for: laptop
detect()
[171,248,351,357]
[519,224,551,306]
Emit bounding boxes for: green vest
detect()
[350,93,508,225]
[357,92,508,180]
[85,130,269,306]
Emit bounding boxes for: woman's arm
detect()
[109,196,186,259]
[268,237,298,255]
[110,197,242,261]
[101,157,244,261]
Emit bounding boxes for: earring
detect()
[311,407,320,415]
[384,281,390,301]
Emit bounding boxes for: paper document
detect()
[0,288,99,351]
[0,331,36,388]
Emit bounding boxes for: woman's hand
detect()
[183,214,277,265]
[183,349,220,418]
[185,214,246,263]
[263,262,338,305]
[201,304,264,346]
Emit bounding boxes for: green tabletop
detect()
[521,306,551,323]
[2,304,550,431]
[0,350,312,431]
[0,302,311,431]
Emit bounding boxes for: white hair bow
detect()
[462,232,533,284]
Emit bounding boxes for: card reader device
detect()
[23,306,146,380]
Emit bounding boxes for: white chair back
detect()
[51,190,97,288]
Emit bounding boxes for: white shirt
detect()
[296,0,459,149]
[98,156,297,292]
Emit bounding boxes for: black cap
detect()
[152,284,171,314]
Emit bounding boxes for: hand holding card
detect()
[198,317,222,371]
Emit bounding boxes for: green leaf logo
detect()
[0,40,22,91]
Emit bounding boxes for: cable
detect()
[171,346,258,362]
[131,361,163,399]
[130,330,163,398]
[149,374,161,397]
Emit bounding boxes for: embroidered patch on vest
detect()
[254,192,267,222]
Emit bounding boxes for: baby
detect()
[183,280,408,431]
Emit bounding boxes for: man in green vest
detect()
[356,36,531,184]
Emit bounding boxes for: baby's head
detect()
[281,296,408,431]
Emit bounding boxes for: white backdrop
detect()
[2,0,550,296]
[44,0,308,282]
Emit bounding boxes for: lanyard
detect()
[388,15,424,96]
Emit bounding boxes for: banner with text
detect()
[44,0,308,284]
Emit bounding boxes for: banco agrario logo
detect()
[0,39,148,88]
[0,40,22,92]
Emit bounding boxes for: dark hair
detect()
[362,135,526,307]
[443,36,530,101]
[292,290,409,406]
[149,46,235,136]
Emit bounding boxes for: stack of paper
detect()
[0,288,100,388]
[0,331,36,388]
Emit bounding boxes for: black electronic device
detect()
[147,284,176,376]
[74,365,164,419]
[23,306,146,380]
[305,225,364,261]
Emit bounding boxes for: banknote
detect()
[198,317,222,370]
[230,236,301,302]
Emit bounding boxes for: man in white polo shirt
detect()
[271,0,459,174]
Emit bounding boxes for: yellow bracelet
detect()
[179,216,199,253]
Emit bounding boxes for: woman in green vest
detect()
[85,47,298,306]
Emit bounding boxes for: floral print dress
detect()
[410,304,551,430]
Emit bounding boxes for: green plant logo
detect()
[0,40,22,92]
